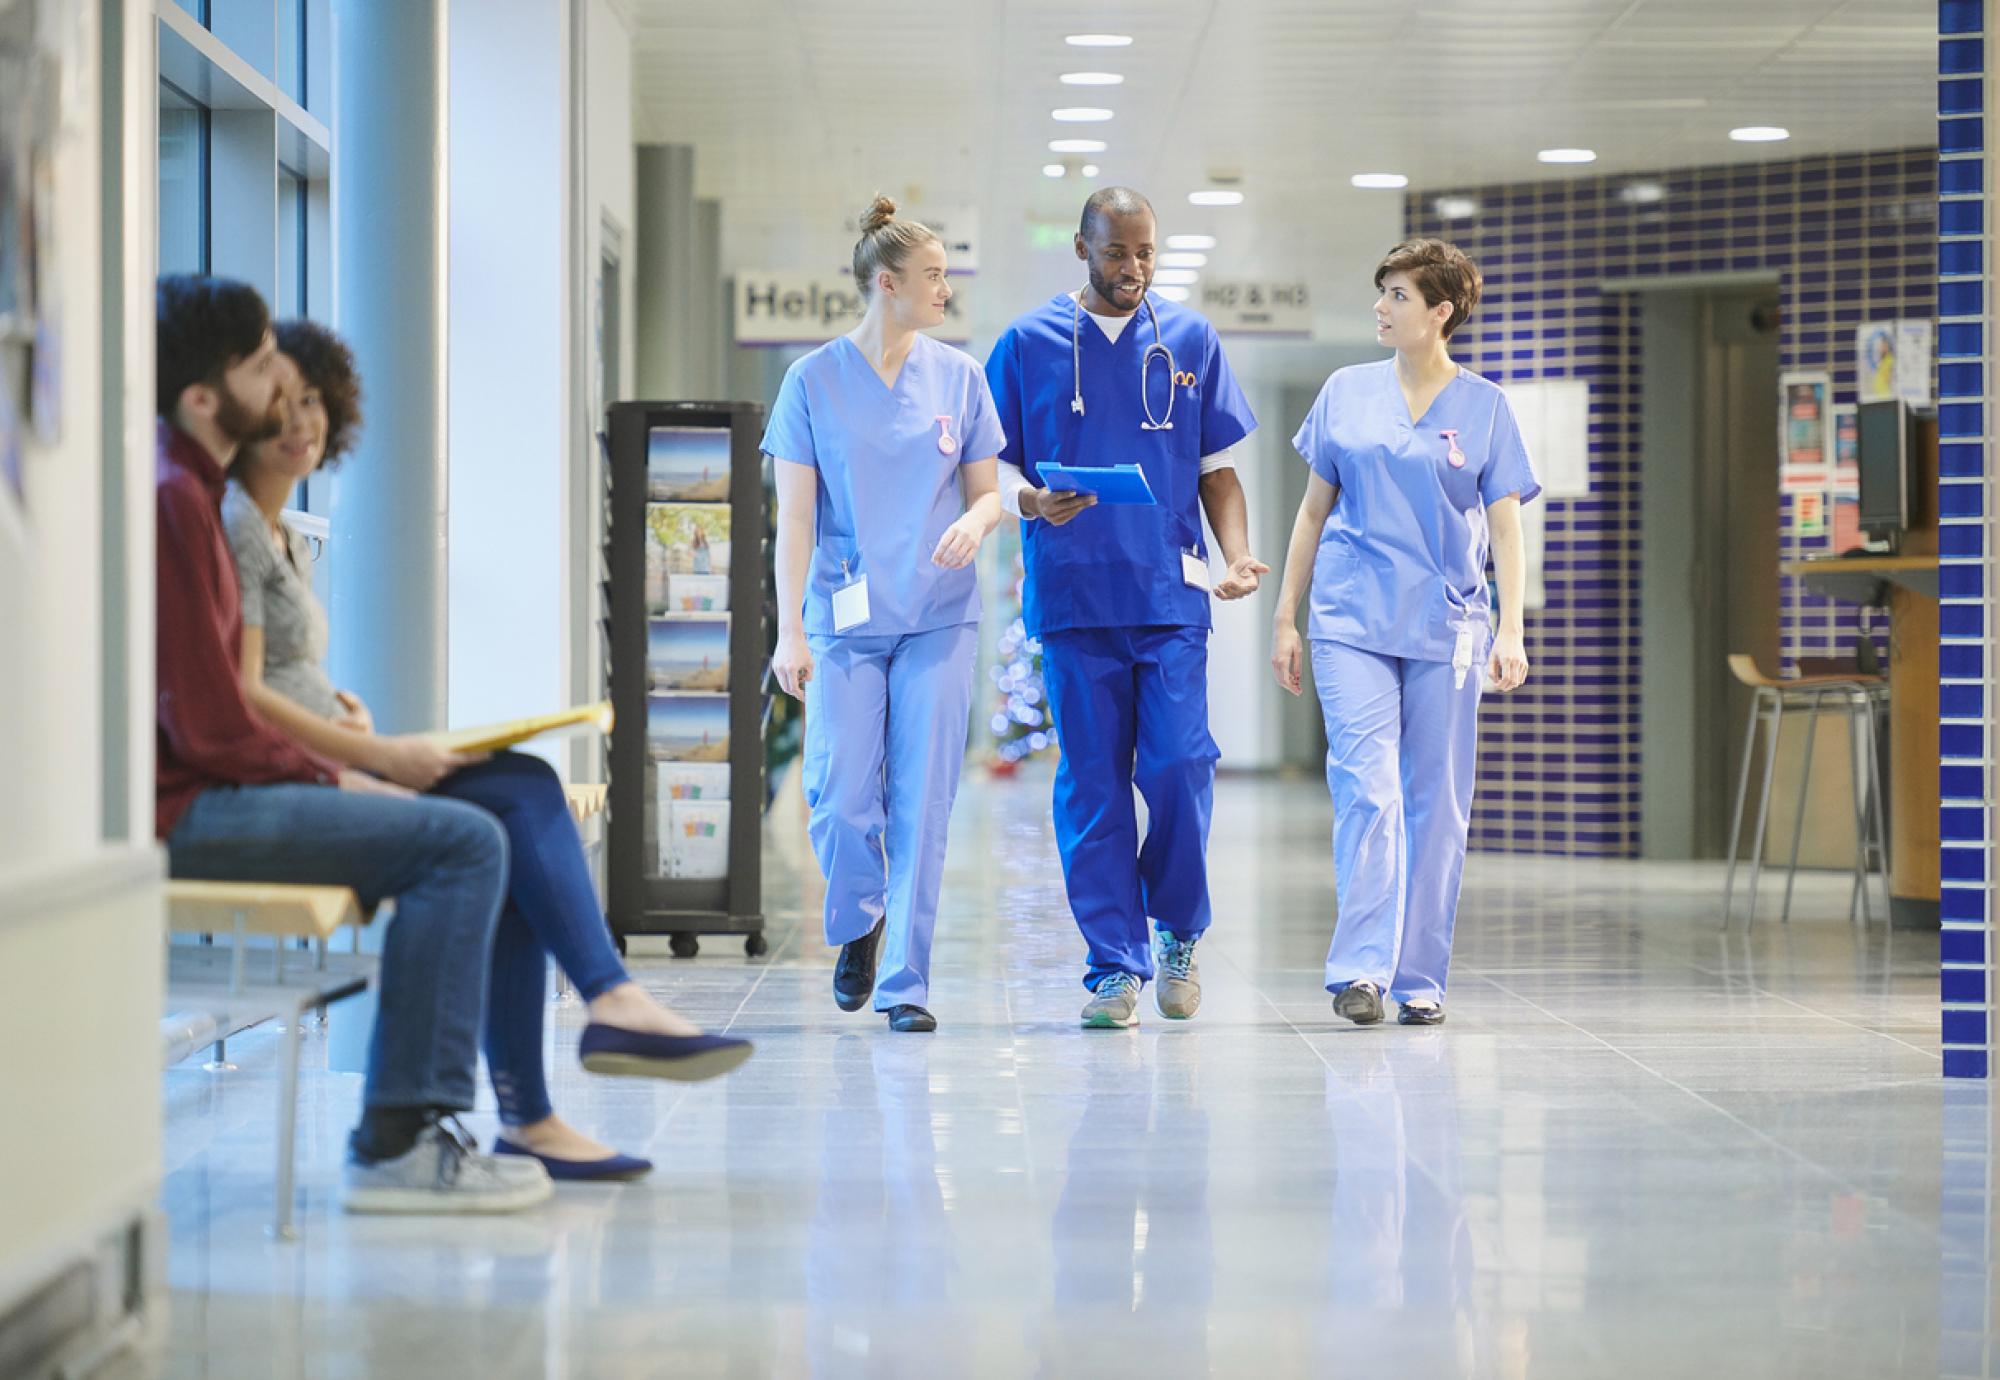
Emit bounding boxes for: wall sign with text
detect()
[1198,281,1312,336]
[733,274,972,346]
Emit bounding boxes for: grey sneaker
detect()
[343,1121,553,1215]
[1333,979,1385,1026]
[1081,972,1143,1029]
[1154,932,1201,1020]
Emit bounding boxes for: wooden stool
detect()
[1721,655,1889,928]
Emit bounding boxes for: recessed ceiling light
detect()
[1351,173,1408,189]
[1730,126,1790,142]
[1433,195,1479,219]
[1538,148,1597,164]
[1052,107,1114,123]
[1060,72,1124,86]
[1049,138,1107,154]
[1151,284,1192,302]
[1081,164,1101,178]
[1152,268,1200,286]
[1166,234,1216,250]
[1042,163,1066,178]
[1065,33,1133,47]
[1618,181,1665,204]
[1188,190,1243,206]
[1159,251,1207,268]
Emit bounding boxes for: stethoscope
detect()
[1070,290,1176,431]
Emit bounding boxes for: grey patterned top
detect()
[220,482,342,720]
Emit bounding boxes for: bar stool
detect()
[1721,654,1890,928]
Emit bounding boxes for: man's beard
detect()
[1087,264,1146,312]
[215,380,283,446]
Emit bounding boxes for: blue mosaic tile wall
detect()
[1938,0,1992,1084]
[1407,149,1938,857]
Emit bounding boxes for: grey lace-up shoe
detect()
[1333,979,1386,1026]
[1080,972,1143,1028]
[1154,931,1201,1019]
[343,1120,552,1215]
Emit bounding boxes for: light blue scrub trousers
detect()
[1040,625,1218,991]
[1311,638,1484,1005]
[803,622,978,1011]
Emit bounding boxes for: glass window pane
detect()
[158,92,205,276]
[277,171,305,317]
[167,0,206,21]
[278,0,305,104]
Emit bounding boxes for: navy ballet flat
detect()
[577,1023,754,1082]
[493,1138,652,1182]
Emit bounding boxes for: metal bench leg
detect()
[271,1004,304,1241]
[1780,690,1822,924]
[1744,692,1783,928]
[1723,688,1764,928]
[203,1037,234,1073]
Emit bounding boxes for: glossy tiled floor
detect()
[160,768,1987,1379]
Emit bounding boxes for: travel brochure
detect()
[647,692,729,763]
[646,502,731,615]
[649,616,729,691]
[647,425,732,502]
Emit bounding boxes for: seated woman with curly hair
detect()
[221,318,752,1182]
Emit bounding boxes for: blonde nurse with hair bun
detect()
[761,194,1007,1035]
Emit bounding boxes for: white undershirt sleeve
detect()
[1000,460,1035,519]
[1199,445,1236,475]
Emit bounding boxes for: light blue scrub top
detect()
[761,332,1007,638]
[1293,359,1541,662]
[985,293,1257,637]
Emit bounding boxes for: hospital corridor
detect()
[0,1,1992,1377]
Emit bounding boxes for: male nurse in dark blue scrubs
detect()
[985,186,1264,1029]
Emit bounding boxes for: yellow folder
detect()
[432,700,616,755]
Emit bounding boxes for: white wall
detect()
[0,0,163,1326]
[446,0,569,730]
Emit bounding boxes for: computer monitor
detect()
[1856,398,1909,545]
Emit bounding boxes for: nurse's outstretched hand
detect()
[1019,488,1097,527]
[773,631,814,702]
[1270,624,1305,697]
[1488,629,1530,693]
[1214,554,1270,600]
[932,512,991,569]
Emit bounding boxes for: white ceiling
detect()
[621,0,1938,342]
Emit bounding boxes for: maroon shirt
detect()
[155,419,340,837]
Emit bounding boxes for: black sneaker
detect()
[833,920,885,1012]
[1333,980,1385,1026]
[885,1004,936,1033]
[1397,1000,1445,1026]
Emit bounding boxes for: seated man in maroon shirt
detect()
[155,275,546,1215]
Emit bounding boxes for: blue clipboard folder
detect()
[1038,463,1156,506]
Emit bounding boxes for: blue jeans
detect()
[430,753,631,1126]
[166,783,509,1112]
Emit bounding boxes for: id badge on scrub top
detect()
[1452,622,1476,690]
[1181,549,1211,592]
[831,562,871,633]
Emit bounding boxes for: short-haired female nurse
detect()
[1269,238,1539,1028]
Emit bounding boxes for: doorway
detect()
[1632,280,1781,859]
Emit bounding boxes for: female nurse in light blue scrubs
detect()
[763,196,1006,1034]
[1269,238,1538,1028]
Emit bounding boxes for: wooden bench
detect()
[160,783,609,1237]
[163,881,377,1240]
